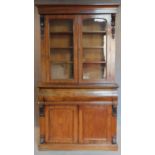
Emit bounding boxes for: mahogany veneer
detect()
[36,3,119,150]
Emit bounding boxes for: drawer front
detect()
[38,88,118,101]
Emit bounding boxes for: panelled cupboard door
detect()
[45,15,78,84]
[45,105,78,143]
[79,105,113,144]
[79,15,115,83]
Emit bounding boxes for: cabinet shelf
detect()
[83,31,106,34]
[51,61,73,64]
[51,47,73,49]
[83,61,106,64]
[83,46,103,49]
[50,31,73,35]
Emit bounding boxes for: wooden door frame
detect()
[44,15,79,84]
[78,14,115,84]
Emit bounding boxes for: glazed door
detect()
[45,15,78,84]
[79,15,114,83]
[45,105,78,143]
[79,105,115,144]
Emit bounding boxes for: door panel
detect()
[79,105,112,144]
[45,105,78,143]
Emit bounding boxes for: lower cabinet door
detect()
[45,105,78,144]
[79,105,114,144]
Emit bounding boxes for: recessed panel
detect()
[79,105,112,144]
[46,105,77,143]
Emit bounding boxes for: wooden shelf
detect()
[83,61,106,64]
[51,47,73,49]
[51,61,73,64]
[50,31,73,34]
[83,46,104,49]
[83,31,106,34]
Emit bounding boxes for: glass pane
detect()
[83,64,106,80]
[82,18,107,81]
[50,49,73,62]
[83,34,105,47]
[50,20,72,32]
[50,34,73,48]
[83,49,105,61]
[51,63,73,80]
[49,19,74,80]
[83,18,106,32]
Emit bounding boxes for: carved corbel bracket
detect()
[39,103,45,117]
[40,15,45,39]
[111,14,116,39]
[112,104,117,117]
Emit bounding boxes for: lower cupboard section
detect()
[39,104,117,150]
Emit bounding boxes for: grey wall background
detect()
[35,0,120,5]
[34,1,121,154]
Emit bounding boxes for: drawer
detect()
[38,88,118,101]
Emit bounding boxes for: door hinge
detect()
[39,104,45,117]
[112,104,117,117]
[40,135,45,144]
[112,136,117,144]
